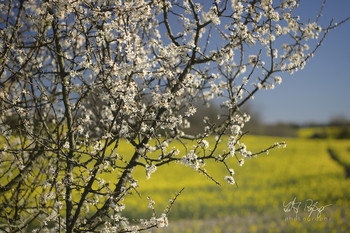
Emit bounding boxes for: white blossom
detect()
[199,140,210,149]
[224,175,236,185]
[146,164,157,179]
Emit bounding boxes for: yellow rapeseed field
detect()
[1,132,349,232]
[121,135,350,233]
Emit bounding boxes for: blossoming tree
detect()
[0,0,347,232]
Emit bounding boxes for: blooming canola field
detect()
[1,134,349,232]
[120,135,350,233]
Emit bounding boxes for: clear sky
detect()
[252,0,350,124]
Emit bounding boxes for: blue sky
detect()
[252,0,350,124]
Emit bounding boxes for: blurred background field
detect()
[120,128,350,233]
[2,126,349,232]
